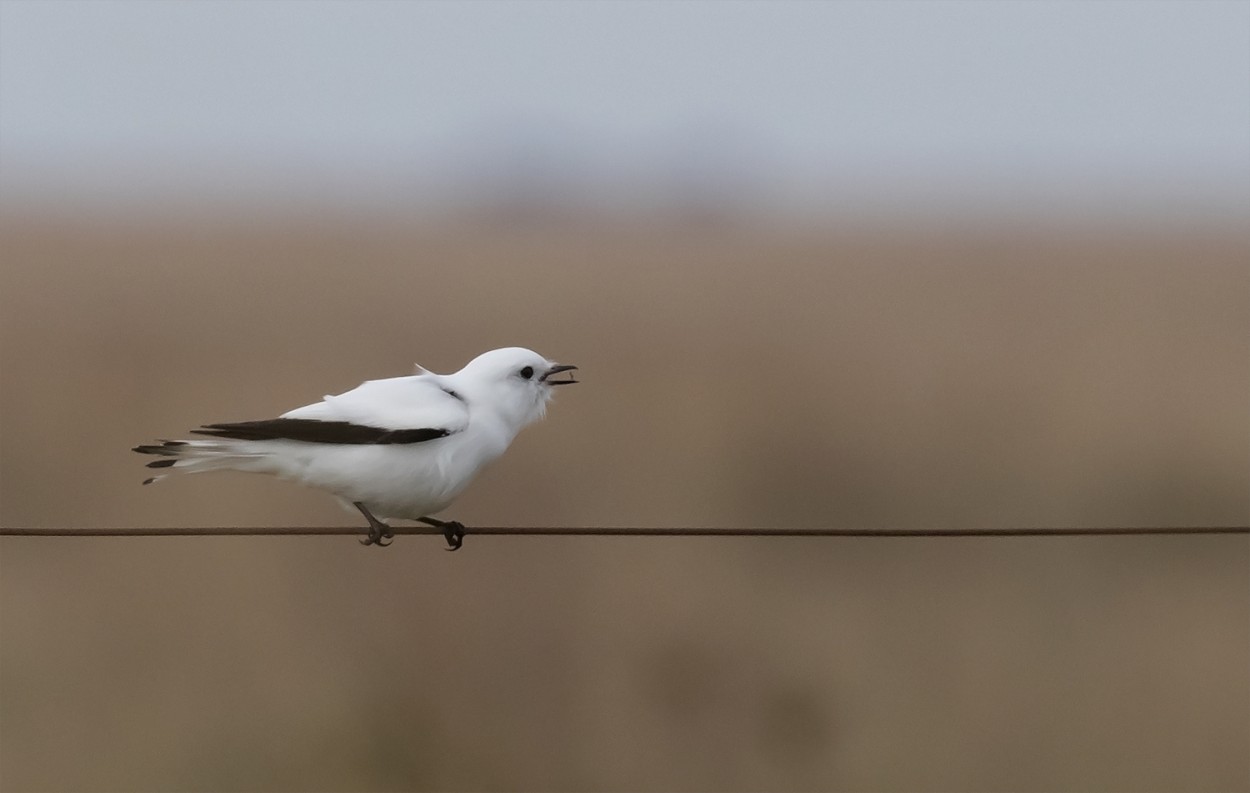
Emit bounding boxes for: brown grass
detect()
[1,213,1247,791]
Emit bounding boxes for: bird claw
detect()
[442,521,465,552]
[353,502,395,547]
[359,524,394,547]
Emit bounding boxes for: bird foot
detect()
[354,502,394,547]
[358,520,394,547]
[419,517,466,551]
[441,521,465,552]
[359,528,393,547]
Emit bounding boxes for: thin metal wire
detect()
[2,526,1247,538]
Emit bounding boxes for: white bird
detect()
[133,347,578,549]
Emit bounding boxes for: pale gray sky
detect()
[2,0,1247,220]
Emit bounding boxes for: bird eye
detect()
[519,366,534,380]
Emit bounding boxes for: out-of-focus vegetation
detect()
[1,213,1247,791]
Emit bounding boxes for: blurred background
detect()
[1,1,1247,791]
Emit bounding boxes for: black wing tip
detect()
[190,422,275,441]
[189,428,236,439]
[134,443,180,456]
[145,459,177,469]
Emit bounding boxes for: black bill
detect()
[541,364,579,385]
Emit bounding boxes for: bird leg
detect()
[354,502,394,547]
[419,516,466,551]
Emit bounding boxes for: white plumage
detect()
[133,347,578,547]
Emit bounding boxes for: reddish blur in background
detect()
[1,3,1248,792]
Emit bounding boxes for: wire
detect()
[2,526,1247,538]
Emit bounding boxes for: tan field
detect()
[1,212,1247,791]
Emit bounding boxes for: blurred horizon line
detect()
[4,160,1247,231]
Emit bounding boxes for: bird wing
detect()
[192,374,469,445]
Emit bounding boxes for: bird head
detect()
[452,347,578,429]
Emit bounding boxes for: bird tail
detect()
[132,439,268,485]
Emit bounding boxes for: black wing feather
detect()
[190,418,451,445]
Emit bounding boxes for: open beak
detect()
[540,363,579,386]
